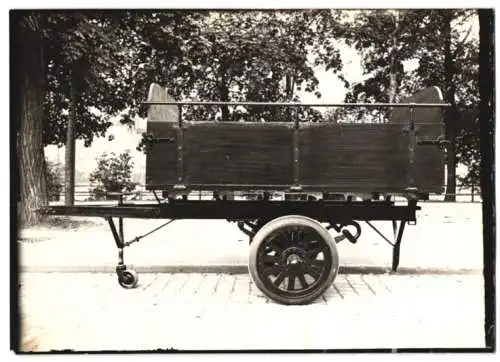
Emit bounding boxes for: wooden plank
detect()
[183,122,294,185]
[299,123,408,191]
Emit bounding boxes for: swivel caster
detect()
[118,269,139,289]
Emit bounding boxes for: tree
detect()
[12,12,48,225]
[14,10,219,222]
[144,11,343,122]
[88,151,138,200]
[136,10,345,151]
[13,11,125,222]
[42,12,143,205]
[321,10,430,122]
[410,10,479,200]
[14,10,348,222]
[323,9,480,199]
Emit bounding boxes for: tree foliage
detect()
[36,10,348,147]
[88,150,138,200]
[43,12,139,147]
[324,9,480,195]
[409,10,480,191]
[134,10,345,151]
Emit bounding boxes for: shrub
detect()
[46,160,63,202]
[88,150,138,200]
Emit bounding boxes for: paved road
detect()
[19,271,485,351]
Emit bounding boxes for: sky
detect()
[45,11,478,182]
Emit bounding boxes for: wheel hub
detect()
[287,254,302,265]
[282,247,305,268]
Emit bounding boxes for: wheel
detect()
[118,269,138,289]
[248,215,339,305]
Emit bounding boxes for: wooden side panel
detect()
[183,122,294,186]
[390,86,445,193]
[414,124,445,193]
[299,123,409,192]
[145,84,180,188]
[145,122,178,187]
[144,84,445,194]
[389,86,444,125]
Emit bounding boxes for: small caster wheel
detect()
[118,269,138,289]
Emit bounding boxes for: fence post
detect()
[471,186,475,202]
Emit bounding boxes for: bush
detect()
[46,160,63,202]
[88,150,138,200]
[457,162,481,197]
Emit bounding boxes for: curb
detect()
[19,264,482,275]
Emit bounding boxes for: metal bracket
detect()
[417,135,450,149]
[404,187,420,202]
[365,220,408,271]
[143,134,175,143]
[328,221,362,244]
[402,125,420,133]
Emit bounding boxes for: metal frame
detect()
[144,101,448,108]
[41,199,418,221]
[40,196,419,272]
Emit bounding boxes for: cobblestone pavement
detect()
[18,271,485,351]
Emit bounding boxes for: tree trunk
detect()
[219,69,230,121]
[388,10,400,104]
[285,73,294,101]
[285,73,295,122]
[443,12,457,202]
[220,84,230,121]
[14,16,48,226]
[65,68,77,205]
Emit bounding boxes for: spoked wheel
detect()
[118,269,139,289]
[249,215,339,305]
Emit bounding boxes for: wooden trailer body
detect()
[145,84,446,197]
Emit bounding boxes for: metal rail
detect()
[143,101,450,108]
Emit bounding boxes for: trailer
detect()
[39,84,449,305]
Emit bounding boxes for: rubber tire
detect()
[248,215,340,305]
[118,269,139,289]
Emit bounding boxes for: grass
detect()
[36,216,103,230]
